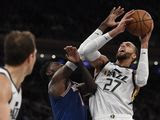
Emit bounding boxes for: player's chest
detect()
[95,66,133,92]
[10,90,22,108]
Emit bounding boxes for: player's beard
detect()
[116,52,131,61]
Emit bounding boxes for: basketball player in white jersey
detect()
[0,31,37,120]
[78,8,154,120]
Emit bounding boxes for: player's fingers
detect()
[72,47,77,51]
[64,46,73,55]
[64,47,70,54]
[65,54,69,59]
[125,18,134,25]
[114,6,120,14]
[64,45,72,50]
[67,46,76,55]
[67,46,74,53]
[71,47,78,56]
[124,10,135,18]
[114,22,120,26]
[110,7,116,14]
[117,8,125,16]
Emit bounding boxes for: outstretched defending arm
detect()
[49,45,97,96]
[65,46,97,94]
[135,22,154,87]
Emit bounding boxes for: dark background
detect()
[0,0,160,120]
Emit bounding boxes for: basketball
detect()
[127,10,153,36]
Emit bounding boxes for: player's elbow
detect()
[78,47,85,60]
[136,76,148,87]
[83,45,95,56]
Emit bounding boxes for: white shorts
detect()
[93,114,133,120]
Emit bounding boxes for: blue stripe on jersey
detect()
[49,87,87,120]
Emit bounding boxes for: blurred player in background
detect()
[0,31,37,120]
[78,7,154,120]
[41,46,96,120]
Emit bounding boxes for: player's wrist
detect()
[141,42,149,48]
[75,60,83,66]
[108,27,122,38]
[65,61,77,71]
[98,23,108,33]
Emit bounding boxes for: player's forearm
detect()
[108,26,123,38]
[82,33,112,55]
[136,49,149,87]
[49,63,75,96]
[78,29,103,60]
[82,26,123,56]
[77,61,97,94]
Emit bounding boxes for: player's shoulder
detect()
[0,67,12,87]
[0,73,11,88]
[105,62,134,74]
[0,74,12,100]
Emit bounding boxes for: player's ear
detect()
[132,53,137,60]
[25,52,35,64]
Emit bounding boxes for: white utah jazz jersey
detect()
[89,62,136,119]
[0,67,22,120]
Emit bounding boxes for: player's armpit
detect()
[0,75,12,120]
[91,55,109,71]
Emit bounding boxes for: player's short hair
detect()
[40,60,63,81]
[4,31,36,66]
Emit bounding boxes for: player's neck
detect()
[4,64,26,89]
[116,59,131,67]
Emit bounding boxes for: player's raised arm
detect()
[48,45,97,96]
[0,75,11,120]
[78,6,124,61]
[81,10,134,65]
[65,46,97,94]
[135,22,154,87]
[48,58,77,97]
[98,6,124,32]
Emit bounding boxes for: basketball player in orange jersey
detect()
[78,9,154,119]
[0,31,37,120]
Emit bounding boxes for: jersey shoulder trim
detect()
[61,81,72,97]
[0,67,20,93]
[94,61,110,79]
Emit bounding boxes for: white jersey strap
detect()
[1,67,20,93]
[94,61,110,79]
